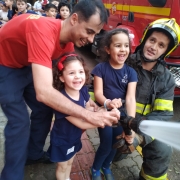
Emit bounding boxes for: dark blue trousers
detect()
[0,65,53,180]
[93,126,123,170]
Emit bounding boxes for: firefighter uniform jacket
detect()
[128,51,175,123]
[127,50,175,180]
[128,50,175,144]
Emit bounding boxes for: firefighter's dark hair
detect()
[99,28,132,61]
[53,52,90,91]
[71,0,108,25]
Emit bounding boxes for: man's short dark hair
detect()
[44,3,57,12]
[71,0,108,25]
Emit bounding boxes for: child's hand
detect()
[106,98,122,109]
[97,106,107,112]
[89,98,99,112]
[111,108,121,126]
[124,130,136,144]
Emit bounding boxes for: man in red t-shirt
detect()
[0,1,120,180]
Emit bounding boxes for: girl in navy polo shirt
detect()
[48,53,106,180]
[91,28,138,180]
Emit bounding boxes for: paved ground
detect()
[86,129,143,180]
[1,95,180,180]
[24,129,144,180]
[1,109,180,179]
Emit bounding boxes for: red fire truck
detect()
[91,0,180,96]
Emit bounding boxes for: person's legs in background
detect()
[24,66,53,162]
[0,66,32,180]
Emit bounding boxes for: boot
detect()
[113,134,144,162]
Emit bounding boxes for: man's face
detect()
[17,1,27,13]
[143,31,170,60]
[46,8,57,18]
[70,13,104,47]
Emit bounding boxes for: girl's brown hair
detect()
[53,52,90,91]
[99,28,132,61]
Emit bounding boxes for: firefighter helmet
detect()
[139,18,180,58]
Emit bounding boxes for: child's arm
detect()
[65,99,107,129]
[65,116,95,129]
[125,82,137,117]
[124,81,137,144]
[94,76,122,109]
[0,17,9,22]
[93,75,106,106]
[86,98,99,112]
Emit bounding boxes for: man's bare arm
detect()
[32,64,119,127]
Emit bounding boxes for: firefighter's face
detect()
[70,13,104,47]
[143,31,170,60]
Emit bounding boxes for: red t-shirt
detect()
[0,14,74,68]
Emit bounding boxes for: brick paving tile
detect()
[70,171,84,180]
[76,153,94,170]
[71,132,106,180]
[23,132,95,180]
[79,139,95,154]
[83,169,92,180]
[71,156,81,172]
[70,132,95,180]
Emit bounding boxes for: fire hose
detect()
[113,116,144,154]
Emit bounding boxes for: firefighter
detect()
[113,18,180,180]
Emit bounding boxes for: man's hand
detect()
[85,109,120,128]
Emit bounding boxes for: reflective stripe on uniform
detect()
[153,99,173,111]
[140,168,167,180]
[89,92,95,101]
[136,99,173,115]
[136,103,151,115]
